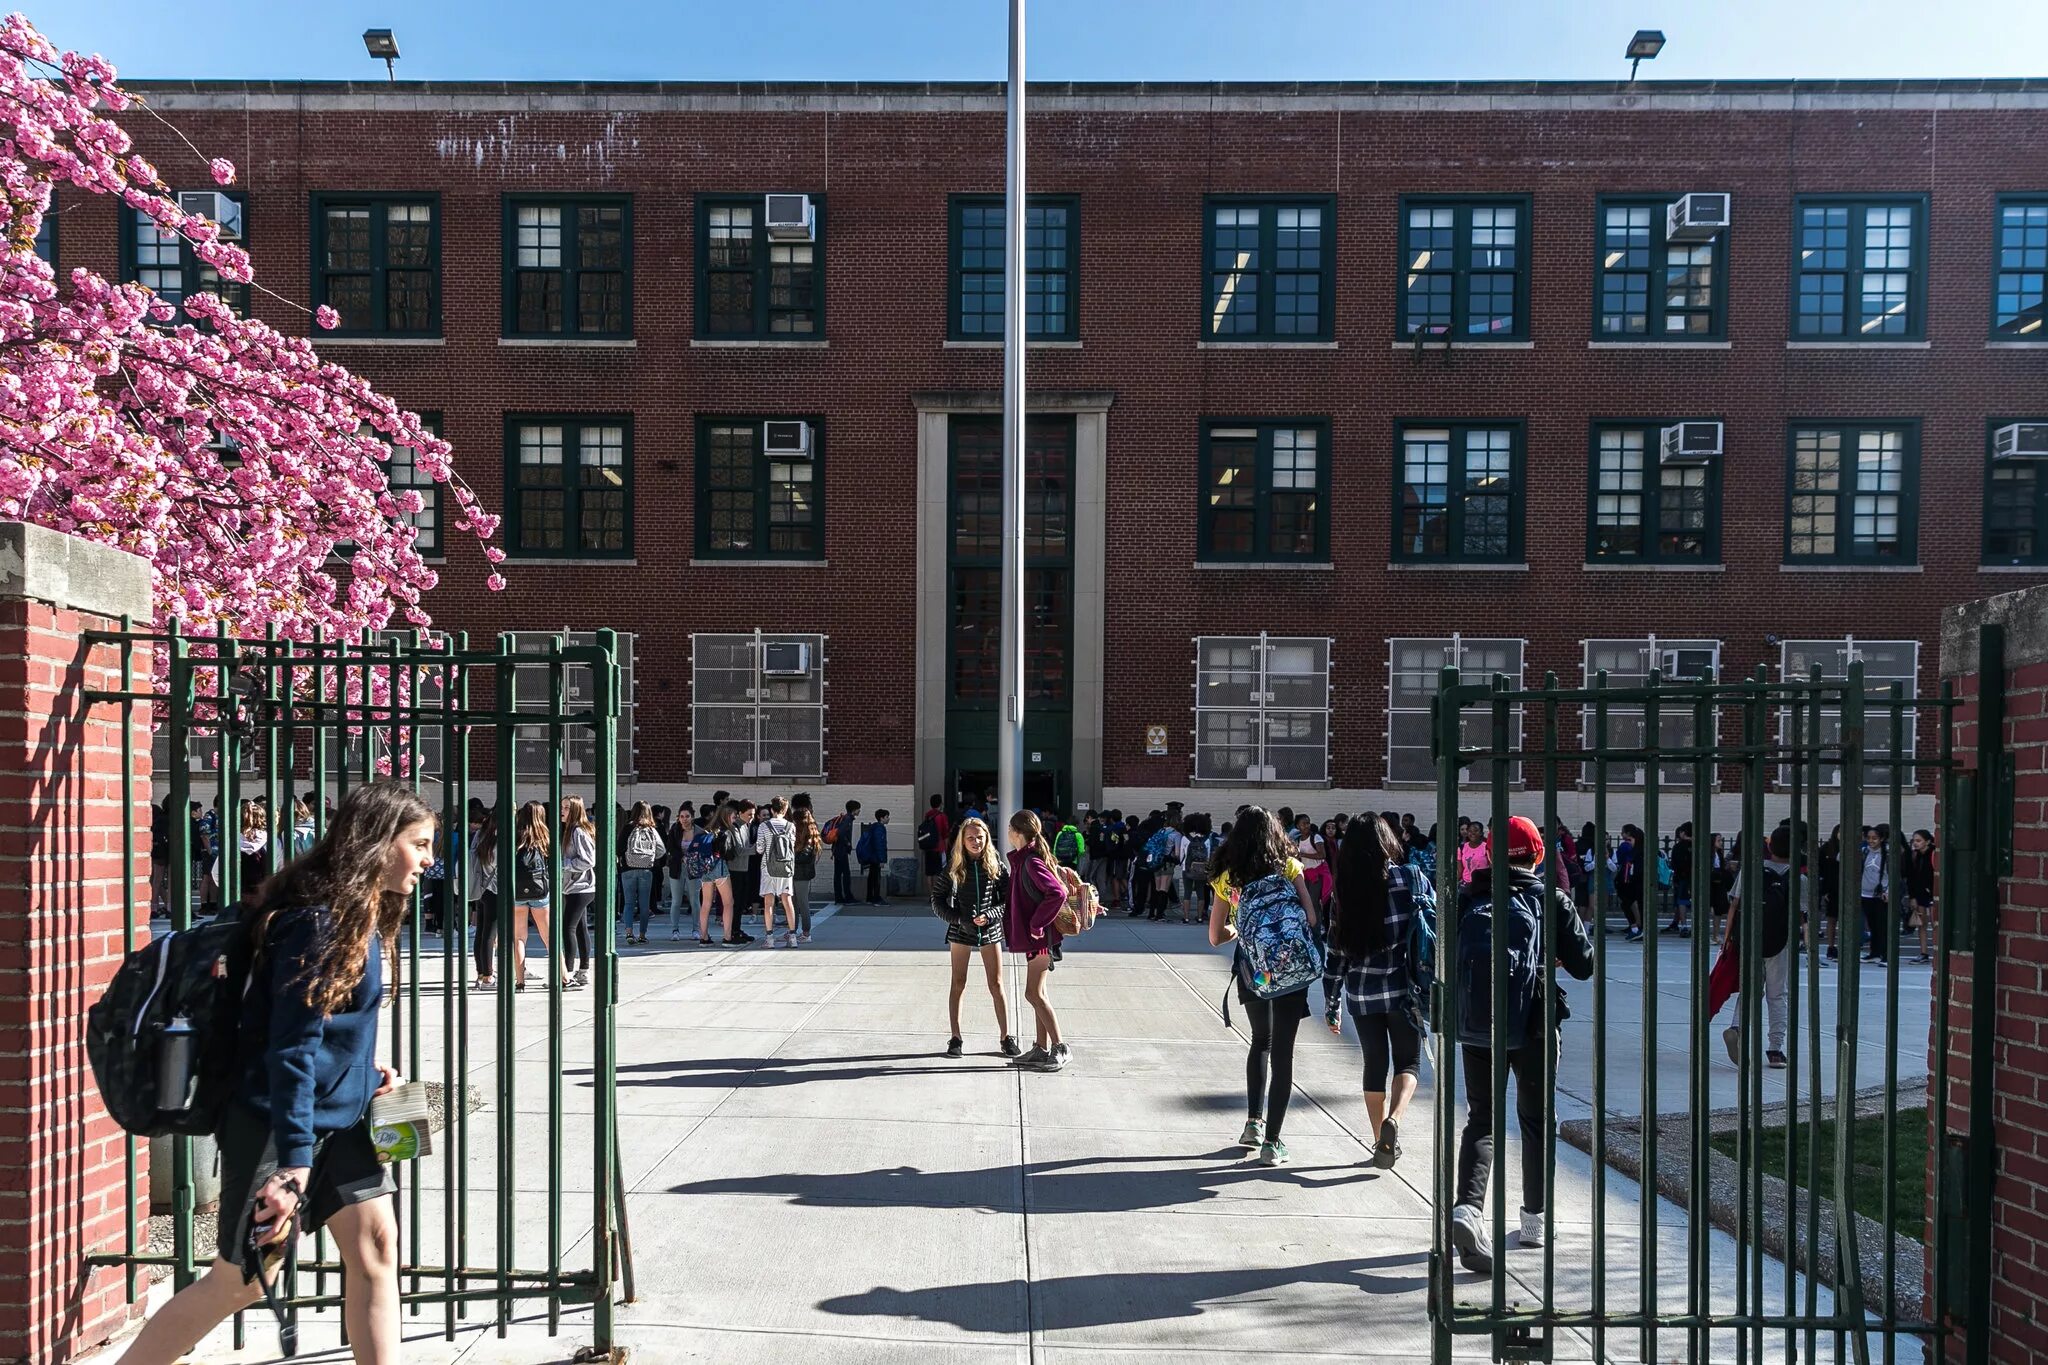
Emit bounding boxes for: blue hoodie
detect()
[236,906,382,1169]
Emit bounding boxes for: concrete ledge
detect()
[1944,579,2048,677]
[0,522,152,621]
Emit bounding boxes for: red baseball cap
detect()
[1503,815,1545,867]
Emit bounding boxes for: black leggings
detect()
[1355,1011,1424,1092]
[1242,993,1307,1141]
[472,890,498,979]
[564,891,595,971]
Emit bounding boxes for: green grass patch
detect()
[1706,1107,1926,1242]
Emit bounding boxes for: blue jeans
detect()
[622,868,655,937]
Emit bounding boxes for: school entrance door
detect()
[944,413,1074,817]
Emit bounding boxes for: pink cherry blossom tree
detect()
[0,13,504,689]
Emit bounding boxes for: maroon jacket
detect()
[1004,847,1068,955]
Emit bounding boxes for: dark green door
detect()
[945,414,1075,817]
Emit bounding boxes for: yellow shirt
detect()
[1212,857,1304,921]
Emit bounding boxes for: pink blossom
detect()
[208,156,235,186]
[314,304,340,330]
[486,573,507,592]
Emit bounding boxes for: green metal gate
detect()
[1427,632,2004,1364]
[83,623,631,1358]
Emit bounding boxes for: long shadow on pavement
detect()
[819,1253,1428,1333]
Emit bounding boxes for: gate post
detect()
[0,523,154,1364]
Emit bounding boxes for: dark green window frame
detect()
[1399,195,1532,341]
[948,195,1079,341]
[1202,195,1335,342]
[1391,419,1526,564]
[1592,196,1727,340]
[1983,417,2048,565]
[693,417,826,560]
[120,191,250,321]
[948,415,1074,704]
[500,195,632,339]
[310,193,441,337]
[1584,420,1723,564]
[1784,421,1920,564]
[1790,195,1928,342]
[1993,194,2048,339]
[1197,419,1332,562]
[32,206,53,266]
[694,194,826,339]
[502,415,634,559]
[387,412,446,559]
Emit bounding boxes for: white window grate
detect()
[509,631,637,781]
[1385,636,1526,785]
[1192,634,1331,785]
[1777,637,1919,789]
[690,631,827,780]
[1579,637,1721,788]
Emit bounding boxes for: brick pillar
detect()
[0,523,154,1364]
[1939,586,2048,1363]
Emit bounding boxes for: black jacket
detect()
[931,863,1007,928]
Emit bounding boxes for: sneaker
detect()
[696,936,714,947]
[999,1035,1022,1058]
[1237,1118,1265,1149]
[475,977,496,992]
[1375,1119,1402,1169]
[1012,1045,1052,1068]
[945,1036,964,1059]
[1449,1204,1494,1275]
[1255,1139,1289,1168]
[1036,1048,1068,1072]
[1767,1050,1789,1070]
[797,933,812,944]
[734,931,756,944]
[1827,945,1840,962]
[1519,1208,1545,1248]
[1626,927,1644,943]
[1723,1025,1741,1067]
[1052,1043,1070,1066]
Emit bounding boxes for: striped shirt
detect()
[1321,861,1421,1018]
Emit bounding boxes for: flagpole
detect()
[997,0,1027,821]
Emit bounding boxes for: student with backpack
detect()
[1141,816,1178,920]
[1207,806,1320,1168]
[1708,824,1801,1070]
[1448,816,1595,1275]
[666,806,700,941]
[857,809,891,905]
[559,798,596,986]
[827,799,861,906]
[1102,811,1131,914]
[1323,813,1433,1168]
[1181,814,1216,926]
[509,802,562,992]
[469,806,500,991]
[931,816,1019,1059]
[1005,810,1071,1071]
[1052,815,1087,872]
[693,803,745,946]
[756,796,801,947]
[618,802,663,945]
[917,794,952,887]
[790,806,824,943]
[113,782,434,1365]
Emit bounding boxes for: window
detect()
[1586,422,1720,563]
[312,195,439,336]
[1594,198,1724,338]
[1204,197,1334,341]
[123,193,250,320]
[695,418,824,560]
[1777,638,1918,788]
[509,631,637,779]
[1580,638,1720,787]
[949,417,1072,703]
[1385,636,1525,785]
[357,414,445,558]
[949,196,1077,340]
[1198,420,1330,561]
[1984,418,2048,565]
[1792,197,1925,340]
[1994,196,2048,338]
[1401,197,1531,340]
[690,632,827,779]
[1394,421,1524,564]
[504,417,632,558]
[32,209,53,266]
[1785,423,1918,564]
[696,195,822,338]
[1193,635,1331,784]
[501,196,630,338]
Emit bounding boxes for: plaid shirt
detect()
[1321,861,1420,1018]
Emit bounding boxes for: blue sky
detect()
[41,0,2048,82]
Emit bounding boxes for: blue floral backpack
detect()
[1235,872,1323,1000]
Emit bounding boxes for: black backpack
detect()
[1759,865,1791,958]
[87,918,252,1138]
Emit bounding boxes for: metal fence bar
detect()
[1488,680,1512,1340]
[1835,663,1869,1363]
[1429,664,1461,1365]
[1640,671,1662,1365]
[1590,671,1610,1365]
[1883,687,1907,1365]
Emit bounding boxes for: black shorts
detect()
[217,1102,393,1277]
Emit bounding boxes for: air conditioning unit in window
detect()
[1244,765,1277,783]
[742,759,775,778]
[764,193,814,241]
[1660,421,1724,465]
[1659,647,1718,681]
[762,420,813,457]
[1666,192,1730,241]
[176,190,244,241]
[762,642,812,677]
[1993,422,2048,461]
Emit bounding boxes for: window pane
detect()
[515,424,566,551]
[706,424,756,552]
[1665,241,1714,333]
[516,205,562,268]
[952,567,998,699]
[1852,429,1905,557]
[1657,462,1710,557]
[1266,428,1319,556]
[134,217,183,301]
[767,241,816,334]
[1273,206,1322,335]
[1988,463,2039,561]
[1459,428,1513,557]
[1467,206,1518,336]
[767,457,817,553]
[1593,428,1646,556]
[1995,203,2048,336]
[952,421,1002,558]
[1400,431,1450,556]
[707,205,756,334]
[1404,207,1454,336]
[1790,429,1841,558]
[324,207,371,271]
[1209,206,1261,335]
[516,271,560,333]
[1796,205,1849,336]
[1206,430,1257,555]
[578,425,627,552]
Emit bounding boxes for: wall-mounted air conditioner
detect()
[762,642,812,677]
[1666,192,1730,241]
[764,193,814,241]
[1993,422,2048,461]
[1661,421,1723,465]
[176,191,244,240]
[1244,765,1277,782]
[763,420,812,457]
[1660,647,1718,681]
[742,759,775,778]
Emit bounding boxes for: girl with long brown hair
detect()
[121,781,436,1365]
[1004,810,1070,1071]
[1324,813,1425,1167]
[931,816,1019,1059]
[790,804,824,943]
[509,801,558,990]
[560,797,597,988]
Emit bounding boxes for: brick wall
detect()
[1938,586,2048,1362]
[0,527,155,1364]
[57,83,2048,799]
